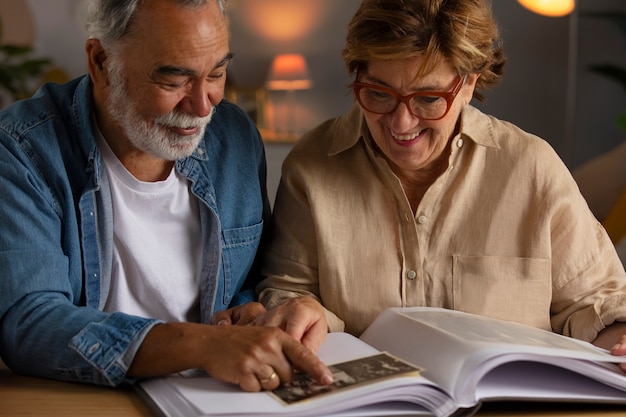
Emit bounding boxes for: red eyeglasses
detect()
[352,75,467,120]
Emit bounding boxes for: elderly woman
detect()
[255,0,626,361]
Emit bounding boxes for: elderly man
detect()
[0,0,331,392]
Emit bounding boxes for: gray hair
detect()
[84,0,227,46]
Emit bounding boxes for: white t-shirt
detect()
[99,135,202,322]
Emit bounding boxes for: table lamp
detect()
[266,53,313,136]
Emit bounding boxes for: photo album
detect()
[137,307,626,417]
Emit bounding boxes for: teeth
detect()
[391,130,421,141]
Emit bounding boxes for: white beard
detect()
[105,60,214,161]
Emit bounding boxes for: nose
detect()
[387,100,419,131]
[182,81,222,118]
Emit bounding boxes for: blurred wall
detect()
[2,0,625,181]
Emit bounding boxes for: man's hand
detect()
[211,302,267,326]
[201,324,333,392]
[128,322,334,392]
[251,296,328,352]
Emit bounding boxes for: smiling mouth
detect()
[390,129,423,141]
[166,125,200,135]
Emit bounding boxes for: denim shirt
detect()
[0,76,270,386]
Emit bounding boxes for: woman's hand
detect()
[250,296,329,353]
[211,302,267,326]
[594,322,626,373]
[609,333,626,373]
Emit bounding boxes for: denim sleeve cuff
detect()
[70,312,162,386]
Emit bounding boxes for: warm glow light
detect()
[518,0,575,17]
[231,0,327,41]
[266,54,313,91]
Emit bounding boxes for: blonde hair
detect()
[342,0,505,100]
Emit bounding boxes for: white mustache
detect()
[155,107,215,129]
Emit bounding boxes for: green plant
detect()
[0,20,51,103]
[581,11,626,132]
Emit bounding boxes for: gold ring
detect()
[259,371,278,384]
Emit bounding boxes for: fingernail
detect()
[611,343,622,351]
[322,372,334,385]
[217,319,228,326]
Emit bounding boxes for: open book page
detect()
[361,308,482,402]
[138,332,451,417]
[360,307,626,408]
[474,359,626,402]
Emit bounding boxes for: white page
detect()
[475,360,626,401]
[361,307,626,408]
[361,308,475,396]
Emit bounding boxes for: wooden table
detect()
[2,361,625,417]
[0,364,152,417]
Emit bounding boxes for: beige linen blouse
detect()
[257,104,626,341]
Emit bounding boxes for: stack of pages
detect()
[137,307,626,417]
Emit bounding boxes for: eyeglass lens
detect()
[356,86,449,120]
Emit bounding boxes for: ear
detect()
[461,73,480,106]
[86,38,109,87]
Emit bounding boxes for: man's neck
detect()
[113,150,175,182]
[94,106,175,182]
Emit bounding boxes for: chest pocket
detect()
[452,255,552,331]
[221,220,264,305]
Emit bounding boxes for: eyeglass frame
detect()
[352,73,467,121]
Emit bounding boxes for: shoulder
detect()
[464,105,564,170]
[281,118,343,179]
[291,119,337,155]
[285,109,363,170]
[0,76,88,131]
[0,77,94,168]
[461,106,576,201]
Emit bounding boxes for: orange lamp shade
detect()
[518,0,575,17]
[266,54,313,91]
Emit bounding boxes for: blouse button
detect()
[457,138,464,148]
[417,215,427,224]
[407,270,417,280]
